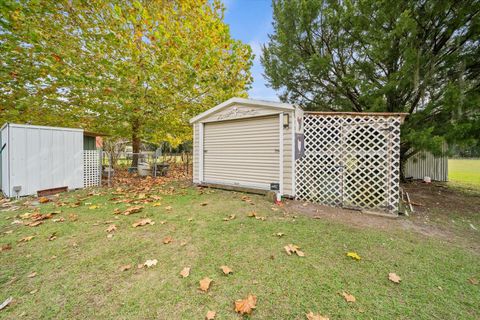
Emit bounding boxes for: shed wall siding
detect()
[405,145,448,181]
[193,123,199,183]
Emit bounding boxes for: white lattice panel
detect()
[296,114,401,214]
[84,150,101,187]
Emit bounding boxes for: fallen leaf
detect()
[205,310,216,320]
[468,277,478,285]
[220,265,233,275]
[199,277,212,292]
[52,217,65,223]
[4,230,13,234]
[163,236,172,244]
[275,232,285,237]
[247,211,257,217]
[200,202,208,206]
[271,207,279,212]
[223,214,236,221]
[120,264,131,271]
[234,294,257,315]
[144,259,158,268]
[107,234,114,239]
[180,267,190,278]
[346,252,361,261]
[19,236,35,242]
[27,221,43,227]
[187,217,193,222]
[113,208,122,215]
[47,233,57,241]
[106,224,117,233]
[341,292,356,303]
[388,272,401,283]
[284,244,305,257]
[68,214,78,221]
[132,218,155,228]
[165,206,172,211]
[88,205,99,210]
[180,240,187,246]
[27,272,37,278]
[29,289,38,294]
[151,202,162,207]
[1,243,12,252]
[38,197,50,203]
[306,311,329,320]
[255,216,266,221]
[124,206,143,215]
[0,296,13,311]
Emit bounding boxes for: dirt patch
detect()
[285,182,480,253]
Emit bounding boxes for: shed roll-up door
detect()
[203,115,280,190]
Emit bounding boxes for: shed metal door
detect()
[203,116,280,190]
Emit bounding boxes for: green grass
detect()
[449,158,480,189]
[1,185,479,319]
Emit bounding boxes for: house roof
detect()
[189,97,296,124]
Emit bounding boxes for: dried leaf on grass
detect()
[88,205,99,210]
[144,259,158,268]
[123,206,143,215]
[38,197,50,203]
[284,244,305,257]
[388,273,401,283]
[27,221,43,227]
[468,277,479,285]
[151,202,162,207]
[47,233,57,241]
[19,236,34,242]
[223,214,236,221]
[274,232,285,237]
[165,206,172,211]
[247,211,257,217]
[341,292,356,303]
[205,310,216,320]
[113,208,122,215]
[0,297,13,311]
[220,265,233,275]
[200,202,208,206]
[199,277,212,292]
[306,311,329,320]
[234,294,257,315]
[180,267,190,278]
[163,236,173,244]
[132,218,155,228]
[106,224,117,233]
[52,217,65,223]
[346,252,361,261]
[27,272,37,278]
[1,243,12,252]
[68,214,78,222]
[120,264,131,271]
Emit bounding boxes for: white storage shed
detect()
[0,123,98,197]
[191,98,407,214]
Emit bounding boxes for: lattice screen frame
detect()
[84,150,101,188]
[295,114,401,214]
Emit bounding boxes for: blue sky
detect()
[223,0,279,101]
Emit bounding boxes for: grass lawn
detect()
[1,183,479,319]
[449,158,480,189]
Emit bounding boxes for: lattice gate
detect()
[84,150,101,188]
[295,114,402,214]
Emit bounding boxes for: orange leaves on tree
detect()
[234,294,257,315]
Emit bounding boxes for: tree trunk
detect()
[131,119,141,168]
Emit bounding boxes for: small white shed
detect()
[190,98,301,197]
[191,98,407,214]
[0,123,96,197]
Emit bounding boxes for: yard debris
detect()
[234,294,257,315]
[341,292,356,303]
[165,206,172,211]
[469,224,477,231]
[1,243,12,252]
[163,236,173,244]
[88,205,99,210]
[151,202,162,207]
[105,224,117,233]
[38,197,50,203]
[220,265,233,275]
[179,267,190,278]
[68,214,78,221]
[200,202,208,206]
[26,221,43,227]
[144,259,158,268]
[284,244,305,257]
[199,277,212,292]
[52,217,65,223]
[223,214,236,221]
[113,208,122,214]
[180,240,188,246]
[468,277,479,285]
[120,264,132,271]
[0,297,13,311]
[47,233,57,241]
[123,206,143,215]
[205,310,216,319]
[346,252,361,261]
[18,236,35,243]
[271,207,279,212]
[132,218,155,228]
[27,272,37,278]
[306,311,329,320]
[107,234,114,239]
[388,273,401,283]
[274,232,285,237]
[247,211,257,217]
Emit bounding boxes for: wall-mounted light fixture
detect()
[283,112,290,129]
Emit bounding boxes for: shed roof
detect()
[189,97,296,124]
